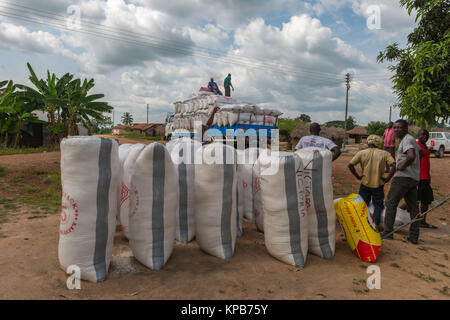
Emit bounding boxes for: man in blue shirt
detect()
[208,78,222,95]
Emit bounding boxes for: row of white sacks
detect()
[173,94,282,117]
[173,111,279,129]
[58,136,335,282]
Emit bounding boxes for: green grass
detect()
[443,254,448,260]
[391,263,401,269]
[120,133,161,141]
[4,168,61,215]
[0,166,5,177]
[0,146,60,156]
[434,287,449,296]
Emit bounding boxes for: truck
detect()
[165,87,282,147]
[426,131,450,158]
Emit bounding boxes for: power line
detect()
[0,1,353,82]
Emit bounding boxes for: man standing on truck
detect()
[295,123,341,161]
[224,73,234,97]
[208,78,222,95]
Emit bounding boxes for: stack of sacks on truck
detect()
[172,90,282,130]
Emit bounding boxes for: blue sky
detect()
[0,0,417,125]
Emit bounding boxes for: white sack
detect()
[254,151,308,268]
[195,143,237,260]
[59,137,119,282]
[119,143,146,239]
[166,138,202,243]
[129,143,178,270]
[237,148,261,221]
[295,148,336,260]
[117,144,133,217]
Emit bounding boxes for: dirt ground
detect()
[0,142,449,300]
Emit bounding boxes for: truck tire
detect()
[438,146,445,158]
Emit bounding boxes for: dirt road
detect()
[0,144,449,300]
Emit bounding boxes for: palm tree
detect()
[19,63,73,146]
[121,112,133,125]
[63,78,113,136]
[21,63,113,142]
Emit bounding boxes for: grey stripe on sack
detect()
[284,156,305,268]
[178,147,188,243]
[312,151,333,260]
[94,138,112,282]
[152,144,166,270]
[221,146,233,260]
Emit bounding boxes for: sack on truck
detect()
[58,137,119,282]
[295,148,336,260]
[119,143,146,239]
[254,151,308,268]
[195,143,237,261]
[166,138,201,243]
[129,143,179,270]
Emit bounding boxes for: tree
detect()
[20,63,113,144]
[377,0,450,127]
[296,114,311,123]
[84,116,113,135]
[0,80,43,148]
[121,112,133,125]
[325,115,356,130]
[63,78,113,136]
[367,121,388,136]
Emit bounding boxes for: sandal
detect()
[420,223,438,229]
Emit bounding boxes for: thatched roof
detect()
[347,126,368,136]
[290,124,345,147]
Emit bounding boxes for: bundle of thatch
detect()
[290,124,345,150]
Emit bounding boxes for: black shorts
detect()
[417,179,434,205]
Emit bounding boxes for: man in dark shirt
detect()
[208,78,222,95]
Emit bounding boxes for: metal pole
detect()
[343,73,350,149]
[389,105,392,122]
[147,104,149,124]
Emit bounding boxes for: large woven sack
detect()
[129,143,178,270]
[166,138,201,243]
[119,143,146,238]
[237,147,261,222]
[117,144,133,216]
[195,143,237,260]
[254,151,308,267]
[59,137,119,282]
[295,148,336,260]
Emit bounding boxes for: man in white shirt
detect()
[295,123,341,161]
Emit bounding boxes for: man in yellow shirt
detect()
[348,135,396,230]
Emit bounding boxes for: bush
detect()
[367,121,388,136]
[278,118,302,134]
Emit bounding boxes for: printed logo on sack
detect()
[129,183,139,218]
[60,191,79,235]
[120,182,130,207]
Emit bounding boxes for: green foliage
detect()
[367,121,388,136]
[325,115,356,130]
[84,116,113,135]
[295,114,311,123]
[278,118,302,134]
[121,132,161,141]
[121,112,133,125]
[17,63,113,145]
[377,0,450,126]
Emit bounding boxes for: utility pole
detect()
[389,105,392,123]
[147,104,149,124]
[112,111,115,126]
[343,73,351,149]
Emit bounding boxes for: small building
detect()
[131,123,165,137]
[112,125,130,136]
[347,126,369,144]
[112,123,165,137]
